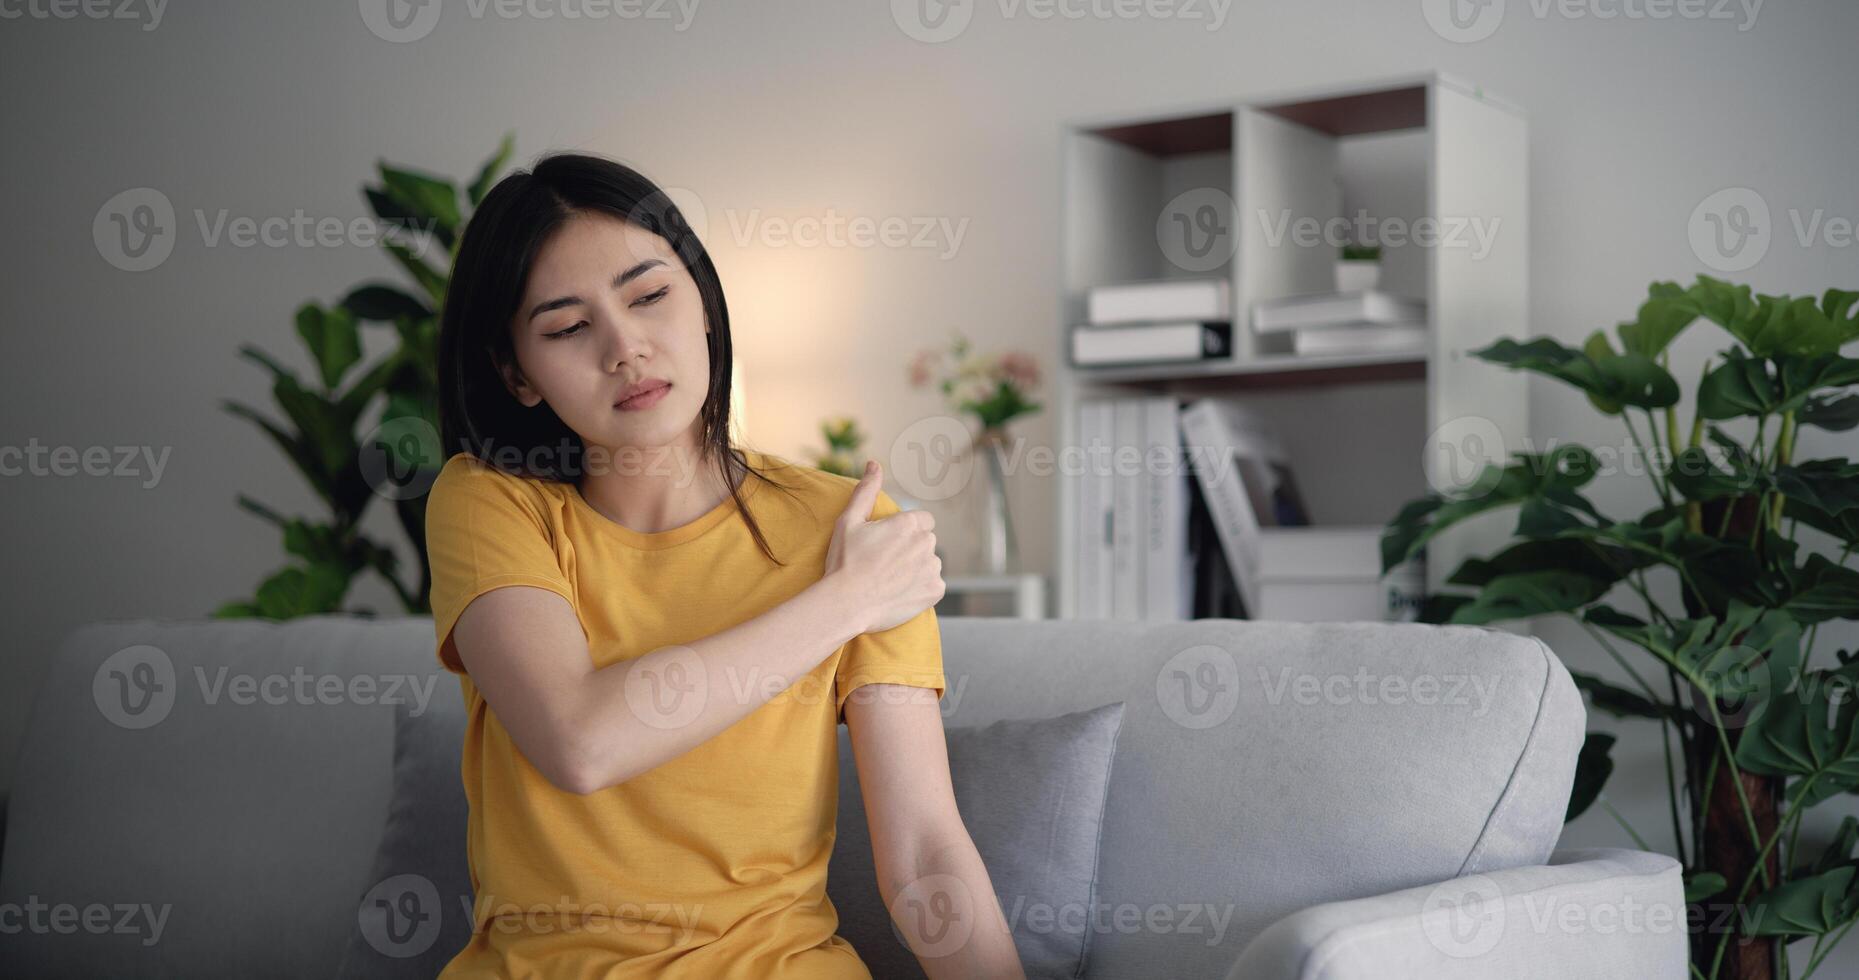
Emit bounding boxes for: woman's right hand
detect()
[824,460,945,634]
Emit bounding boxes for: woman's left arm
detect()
[844,684,1027,980]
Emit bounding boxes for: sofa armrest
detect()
[1226,848,1687,980]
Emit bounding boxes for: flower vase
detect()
[975,427,1018,575]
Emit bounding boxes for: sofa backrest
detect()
[927,617,1583,979]
[0,615,1580,979]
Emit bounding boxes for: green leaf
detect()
[1737,629,1859,807]
[1474,337,1679,411]
[1698,349,1777,420]
[341,283,432,322]
[294,303,362,390]
[469,132,515,207]
[1565,731,1615,822]
[1690,274,1859,358]
[1746,867,1858,937]
[1667,444,1765,504]
[377,164,461,241]
[1686,872,1728,904]
[1782,554,1859,626]
[1449,537,1647,591]
[1447,569,1615,625]
[1581,330,1625,414]
[1786,496,1859,550]
[1569,669,1672,721]
[384,241,448,306]
[1799,393,1859,432]
[1586,601,1785,712]
[251,563,352,619]
[1776,460,1859,520]
[221,398,334,505]
[1616,280,1699,360]
[1380,446,1600,573]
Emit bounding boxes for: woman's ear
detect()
[493,352,544,408]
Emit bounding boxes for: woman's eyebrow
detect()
[526,259,667,323]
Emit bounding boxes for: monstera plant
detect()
[216,134,515,620]
[1382,275,1859,980]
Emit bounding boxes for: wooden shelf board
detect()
[1089,111,1232,157]
[1257,85,1427,137]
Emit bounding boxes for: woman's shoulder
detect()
[739,448,901,519]
[430,451,566,512]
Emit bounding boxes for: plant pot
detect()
[1334,259,1380,293]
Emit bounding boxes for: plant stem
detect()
[1603,798,1655,851]
[1709,779,1811,980]
[1771,411,1796,531]
[1706,701,1772,889]
[1626,411,1675,507]
[1578,619,1666,707]
[1575,617,1691,865]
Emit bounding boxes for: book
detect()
[1252,289,1424,333]
[1187,475,1248,619]
[1074,400,1115,619]
[1110,400,1145,619]
[1144,397,1192,621]
[1070,321,1231,367]
[1087,278,1230,325]
[1177,399,1265,618]
[1293,322,1427,356]
[1206,400,1310,528]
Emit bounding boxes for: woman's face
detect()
[500,211,712,468]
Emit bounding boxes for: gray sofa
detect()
[1,615,1685,978]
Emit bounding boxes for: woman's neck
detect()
[577,438,735,535]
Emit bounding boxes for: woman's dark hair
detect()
[437,151,795,566]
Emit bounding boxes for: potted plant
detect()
[217,135,515,619]
[811,415,867,478]
[1381,275,1859,979]
[1336,241,1381,292]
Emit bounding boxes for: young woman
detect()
[424,152,1026,979]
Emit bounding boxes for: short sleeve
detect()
[833,490,947,724]
[425,453,576,674]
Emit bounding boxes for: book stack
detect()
[1073,395,1424,621]
[1070,279,1234,368]
[1251,289,1427,357]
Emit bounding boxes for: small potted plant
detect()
[1336,242,1381,292]
[810,415,866,478]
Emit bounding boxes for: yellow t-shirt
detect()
[424,447,946,979]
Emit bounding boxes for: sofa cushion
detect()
[335,689,473,978]
[828,700,1127,980]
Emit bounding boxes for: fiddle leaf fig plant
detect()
[216,134,515,619]
[1382,274,1859,980]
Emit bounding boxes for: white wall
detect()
[4,0,1856,964]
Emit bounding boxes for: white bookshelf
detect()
[1055,72,1529,620]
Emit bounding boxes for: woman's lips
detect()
[615,382,670,411]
